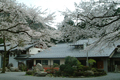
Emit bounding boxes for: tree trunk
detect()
[1,36,7,73]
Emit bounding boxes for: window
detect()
[53,60,60,65]
[36,60,41,64]
[42,60,48,65]
[115,61,120,65]
[79,60,86,66]
[38,50,41,52]
[75,45,83,50]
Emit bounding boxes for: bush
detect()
[82,66,91,71]
[53,63,59,67]
[77,65,84,71]
[64,65,75,76]
[91,68,97,72]
[60,64,66,71]
[15,68,19,72]
[102,71,107,75]
[88,59,96,67]
[74,71,84,76]
[7,63,13,69]
[19,63,28,71]
[94,71,107,76]
[94,72,99,76]
[46,68,58,74]
[57,56,107,77]
[65,56,79,66]
[54,71,61,77]
[83,71,92,77]
[26,71,33,75]
[97,69,104,72]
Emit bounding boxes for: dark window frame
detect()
[42,60,48,65]
[75,45,84,50]
[53,60,60,65]
[36,60,41,64]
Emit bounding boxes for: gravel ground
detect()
[0,72,120,80]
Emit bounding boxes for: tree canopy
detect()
[58,0,120,50]
[0,0,58,49]
[0,0,58,73]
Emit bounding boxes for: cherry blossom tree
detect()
[59,0,120,50]
[0,0,56,73]
[29,28,61,48]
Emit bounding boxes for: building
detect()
[0,42,43,68]
[30,38,120,72]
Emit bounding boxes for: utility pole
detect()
[86,51,89,66]
[86,40,89,67]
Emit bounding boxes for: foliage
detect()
[82,66,91,71]
[91,68,97,72]
[0,38,3,44]
[65,56,80,66]
[18,63,28,71]
[77,65,84,71]
[7,63,13,69]
[59,56,82,77]
[58,0,120,51]
[94,72,100,76]
[46,63,59,74]
[73,71,84,76]
[26,70,34,75]
[63,65,75,76]
[53,63,59,68]
[88,59,96,67]
[54,71,61,77]
[83,71,92,77]
[56,56,107,77]
[60,64,66,71]
[0,0,58,73]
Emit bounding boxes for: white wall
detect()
[9,55,18,68]
[29,47,43,55]
[104,58,108,72]
[34,58,65,66]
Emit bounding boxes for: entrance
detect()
[27,60,33,69]
[97,61,103,69]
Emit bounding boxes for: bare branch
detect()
[8,23,27,30]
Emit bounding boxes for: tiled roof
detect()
[0,43,36,51]
[30,38,119,59]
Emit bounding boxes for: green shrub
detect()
[77,65,84,71]
[88,59,96,67]
[82,66,91,71]
[97,69,104,72]
[19,63,28,71]
[94,72,100,76]
[60,64,66,71]
[53,63,59,67]
[94,71,106,76]
[54,71,61,77]
[91,68,97,72]
[65,56,79,66]
[64,65,75,76]
[26,71,33,75]
[83,71,92,77]
[7,63,13,69]
[102,71,107,75]
[15,68,19,72]
[74,71,84,76]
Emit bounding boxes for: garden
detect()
[26,56,107,77]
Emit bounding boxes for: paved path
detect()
[0,72,120,80]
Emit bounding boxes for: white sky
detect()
[16,0,81,29]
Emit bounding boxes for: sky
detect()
[16,0,81,29]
